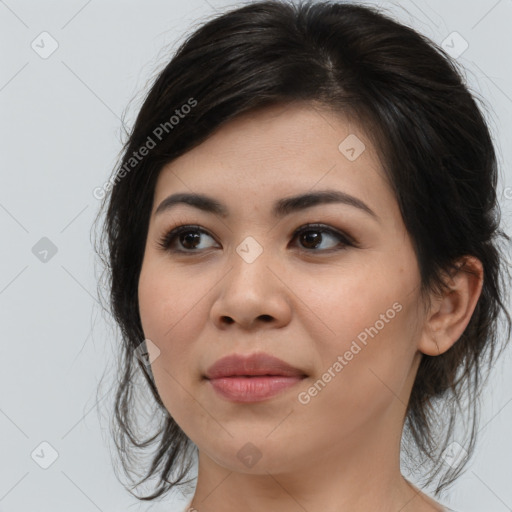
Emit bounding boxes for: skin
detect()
[137,102,483,512]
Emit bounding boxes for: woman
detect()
[94,1,511,511]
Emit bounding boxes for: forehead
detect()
[152,102,395,222]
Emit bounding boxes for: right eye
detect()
[157,225,219,254]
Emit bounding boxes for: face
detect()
[137,102,427,475]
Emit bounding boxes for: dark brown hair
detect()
[93,0,512,501]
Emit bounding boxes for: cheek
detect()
[137,259,213,418]
[294,255,416,351]
[138,258,206,348]
[294,262,421,427]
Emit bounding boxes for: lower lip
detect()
[207,375,304,402]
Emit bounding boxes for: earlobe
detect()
[419,256,484,356]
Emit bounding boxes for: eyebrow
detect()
[154,189,379,221]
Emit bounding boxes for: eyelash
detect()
[156,223,356,255]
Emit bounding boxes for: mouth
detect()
[204,352,307,379]
[204,352,307,403]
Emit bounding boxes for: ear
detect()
[418,256,484,356]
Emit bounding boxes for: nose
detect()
[209,242,292,331]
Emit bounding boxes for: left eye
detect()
[157,223,354,254]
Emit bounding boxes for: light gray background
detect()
[1,0,511,511]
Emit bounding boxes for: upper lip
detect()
[205,352,307,379]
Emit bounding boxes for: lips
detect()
[204,352,307,379]
[204,352,307,403]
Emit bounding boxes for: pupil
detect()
[182,232,200,249]
[302,231,320,248]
